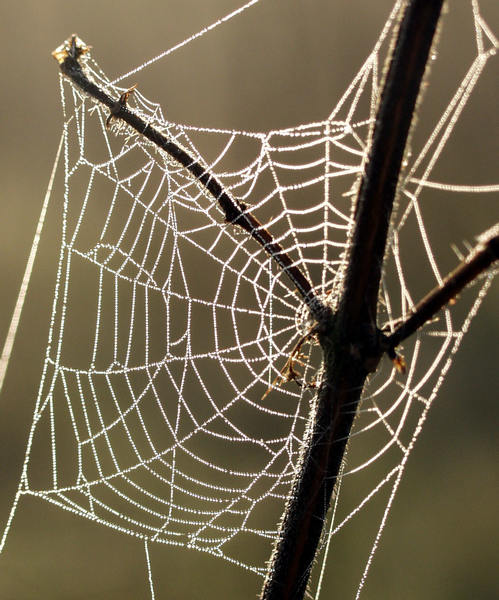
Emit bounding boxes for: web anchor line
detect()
[52,35,323,320]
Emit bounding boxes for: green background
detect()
[0,1,497,598]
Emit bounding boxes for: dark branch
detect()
[261,2,444,598]
[339,0,444,335]
[52,35,322,317]
[385,223,499,350]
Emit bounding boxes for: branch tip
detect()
[52,34,320,316]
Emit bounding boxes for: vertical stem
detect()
[261,1,444,598]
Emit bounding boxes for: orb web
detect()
[1,1,497,597]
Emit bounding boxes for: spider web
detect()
[1,1,497,598]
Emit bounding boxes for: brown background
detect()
[0,1,498,598]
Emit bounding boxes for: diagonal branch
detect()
[385,223,499,350]
[52,35,322,317]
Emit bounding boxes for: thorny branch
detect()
[52,35,323,319]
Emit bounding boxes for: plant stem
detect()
[386,223,499,349]
[260,1,444,597]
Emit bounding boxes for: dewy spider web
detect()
[1,1,497,597]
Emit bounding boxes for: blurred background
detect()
[0,1,497,598]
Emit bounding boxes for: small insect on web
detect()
[0,1,497,599]
[262,319,321,400]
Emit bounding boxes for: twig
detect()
[385,223,499,349]
[51,8,497,599]
[52,35,322,317]
[261,1,444,598]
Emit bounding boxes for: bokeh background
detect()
[0,1,497,598]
